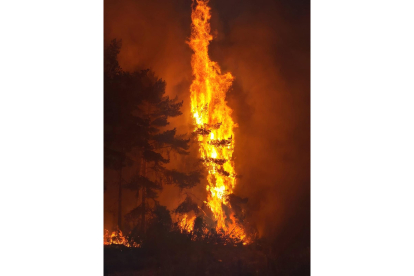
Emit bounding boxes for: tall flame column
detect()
[189,0,245,241]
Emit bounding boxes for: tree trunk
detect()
[117,163,123,231]
[136,155,143,207]
[141,103,151,236]
[141,160,147,235]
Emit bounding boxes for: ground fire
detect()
[104,229,140,247]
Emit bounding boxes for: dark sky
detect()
[105,0,309,249]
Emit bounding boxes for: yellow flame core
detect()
[189,0,246,241]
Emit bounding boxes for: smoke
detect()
[210,0,310,248]
[104,0,193,134]
[105,0,309,247]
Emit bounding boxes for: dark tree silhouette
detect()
[104,39,202,235]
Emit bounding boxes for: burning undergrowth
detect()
[104,192,255,248]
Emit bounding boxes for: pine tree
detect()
[104,39,202,235]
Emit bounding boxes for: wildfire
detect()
[189,0,246,242]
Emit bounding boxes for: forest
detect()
[104,38,309,275]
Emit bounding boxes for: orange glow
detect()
[189,0,247,242]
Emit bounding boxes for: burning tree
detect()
[187,0,248,242]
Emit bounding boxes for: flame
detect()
[104,229,140,247]
[189,0,246,242]
[179,214,196,233]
